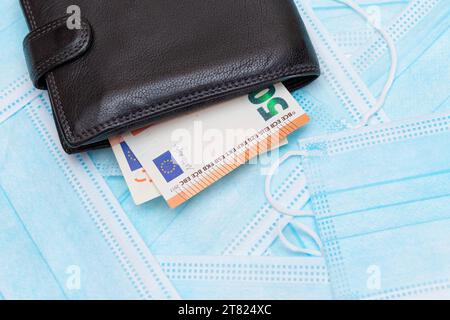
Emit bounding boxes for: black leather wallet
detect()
[21,0,320,153]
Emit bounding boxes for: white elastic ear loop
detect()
[278,221,323,257]
[336,0,398,129]
[265,150,323,256]
[265,150,314,217]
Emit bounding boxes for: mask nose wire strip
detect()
[335,0,398,129]
[265,150,323,256]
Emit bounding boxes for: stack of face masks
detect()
[1,0,449,300]
[0,96,179,299]
[299,112,450,299]
[266,0,450,299]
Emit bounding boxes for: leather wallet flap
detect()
[23,16,92,89]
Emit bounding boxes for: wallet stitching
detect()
[23,0,319,146]
[23,0,38,29]
[23,0,73,140]
[71,65,319,139]
[26,17,67,41]
[23,0,87,144]
[24,15,90,84]
[35,28,89,73]
[48,73,73,143]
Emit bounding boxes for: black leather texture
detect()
[20,0,320,153]
[24,16,92,90]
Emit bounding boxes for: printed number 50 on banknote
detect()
[125,83,309,208]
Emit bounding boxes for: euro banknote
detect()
[124,83,309,208]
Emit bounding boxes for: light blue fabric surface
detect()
[353,0,450,119]
[0,95,180,299]
[300,112,450,299]
[157,256,332,300]
[0,0,448,300]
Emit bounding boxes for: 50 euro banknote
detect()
[110,135,289,206]
[122,83,309,208]
[110,134,288,206]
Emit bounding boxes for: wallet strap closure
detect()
[23,16,92,90]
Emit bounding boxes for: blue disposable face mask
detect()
[262,0,398,256]
[267,0,450,288]
[0,185,66,299]
[297,0,450,130]
[284,0,381,139]
[311,0,409,57]
[89,149,123,178]
[0,0,28,89]
[157,255,332,300]
[298,111,450,299]
[293,0,450,141]
[293,0,388,131]
[0,96,179,299]
[352,0,450,120]
[70,152,331,297]
[0,0,40,125]
[353,0,448,78]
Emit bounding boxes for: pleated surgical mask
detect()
[0,95,178,300]
[294,0,389,130]
[0,185,66,299]
[157,255,332,300]
[291,0,445,141]
[299,111,450,299]
[298,0,450,130]
[353,0,450,120]
[262,0,398,257]
[311,0,409,57]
